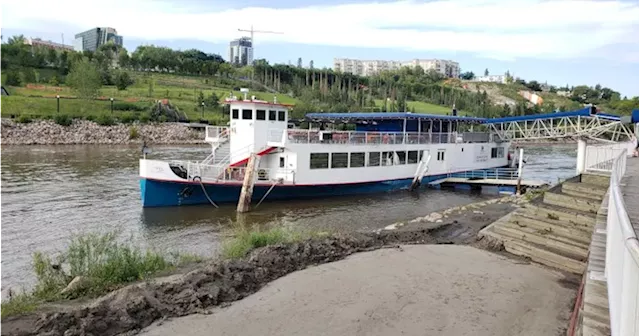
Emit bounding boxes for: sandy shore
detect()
[141,245,575,336]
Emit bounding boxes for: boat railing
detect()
[205,126,230,143]
[179,161,295,184]
[277,129,464,145]
[446,167,519,180]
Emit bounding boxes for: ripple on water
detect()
[0,144,577,291]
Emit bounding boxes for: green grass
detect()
[373,99,456,114]
[221,222,327,259]
[0,231,202,318]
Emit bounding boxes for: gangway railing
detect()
[590,147,639,336]
[446,167,520,180]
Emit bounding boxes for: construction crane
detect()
[237,25,283,60]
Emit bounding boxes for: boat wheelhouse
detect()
[139,97,510,207]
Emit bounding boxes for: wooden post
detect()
[237,153,260,213]
[516,148,524,195]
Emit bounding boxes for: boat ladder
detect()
[410,152,432,191]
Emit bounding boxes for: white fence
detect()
[600,148,640,336]
[585,141,636,172]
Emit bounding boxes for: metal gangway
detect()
[484,107,635,143]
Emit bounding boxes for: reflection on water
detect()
[1,143,577,290]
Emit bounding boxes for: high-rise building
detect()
[334,58,460,78]
[228,37,253,66]
[74,27,123,52]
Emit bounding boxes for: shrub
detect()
[112,102,146,112]
[128,126,139,139]
[115,71,134,91]
[119,112,138,124]
[48,75,60,86]
[16,115,32,123]
[53,114,73,126]
[84,115,96,122]
[139,113,151,123]
[5,70,22,86]
[95,114,115,126]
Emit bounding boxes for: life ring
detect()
[192,176,201,182]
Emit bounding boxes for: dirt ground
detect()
[140,245,576,336]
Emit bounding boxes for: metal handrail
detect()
[277,129,464,145]
[603,149,638,336]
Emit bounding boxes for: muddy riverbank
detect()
[0,119,205,145]
[1,196,534,336]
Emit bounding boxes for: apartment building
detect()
[334,58,460,78]
[24,38,74,52]
[228,37,253,66]
[474,75,507,84]
[74,27,123,52]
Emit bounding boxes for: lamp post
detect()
[56,95,60,113]
[201,102,205,119]
[110,98,114,114]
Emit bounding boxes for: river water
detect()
[0,144,578,291]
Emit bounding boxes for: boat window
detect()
[279,157,285,168]
[382,151,394,166]
[437,149,446,161]
[232,109,239,119]
[331,153,348,168]
[497,147,505,158]
[368,152,381,166]
[310,153,329,169]
[408,151,419,164]
[395,151,406,165]
[491,147,498,158]
[269,110,277,121]
[256,109,266,120]
[350,152,365,168]
[278,111,286,121]
[242,109,253,120]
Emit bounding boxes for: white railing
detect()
[205,126,229,142]
[585,141,636,172]
[170,160,295,184]
[280,129,463,145]
[447,167,520,180]
[604,150,638,336]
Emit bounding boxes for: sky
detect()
[1,0,639,97]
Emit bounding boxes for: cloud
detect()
[2,0,638,61]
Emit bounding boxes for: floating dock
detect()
[428,168,548,195]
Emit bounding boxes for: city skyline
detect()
[1,0,638,96]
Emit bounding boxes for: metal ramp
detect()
[485,107,635,143]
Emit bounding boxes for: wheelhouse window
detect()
[331,153,348,168]
[408,151,419,164]
[368,152,381,166]
[437,150,446,161]
[497,147,505,158]
[256,109,266,120]
[242,109,253,120]
[491,148,498,158]
[269,110,277,121]
[232,109,239,119]
[350,152,365,168]
[310,153,329,169]
[278,111,286,121]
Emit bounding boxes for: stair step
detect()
[581,173,611,187]
[502,238,586,274]
[523,203,596,228]
[562,188,604,201]
[510,214,593,244]
[493,224,588,261]
[563,182,608,198]
[543,191,602,214]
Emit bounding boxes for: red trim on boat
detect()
[228,147,278,167]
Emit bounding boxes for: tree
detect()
[46,48,58,66]
[460,71,475,80]
[309,60,314,69]
[484,68,489,76]
[4,70,21,86]
[115,70,133,90]
[118,49,130,69]
[65,58,102,100]
[7,35,26,45]
[297,57,302,68]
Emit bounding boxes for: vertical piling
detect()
[576,139,587,175]
[516,148,524,195]
[237,153,259,213]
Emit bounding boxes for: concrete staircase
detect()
[479,173,610,275]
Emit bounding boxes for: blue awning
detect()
[304,112,486,124]
[632,109,639,124]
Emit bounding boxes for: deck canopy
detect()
[484,107,620,124]
[304,112,486,124]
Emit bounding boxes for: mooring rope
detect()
[255,180,279,209]
[196,178,219,208]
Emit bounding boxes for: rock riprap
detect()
[1,119,205,145]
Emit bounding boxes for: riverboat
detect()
[139,96,511,207]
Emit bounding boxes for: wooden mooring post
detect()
[237,153,260,213]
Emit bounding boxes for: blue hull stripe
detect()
[140,167,507,207]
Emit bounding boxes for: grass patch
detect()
[373,99,459,115]
[221,222,324,259]
[1,231,202,318]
